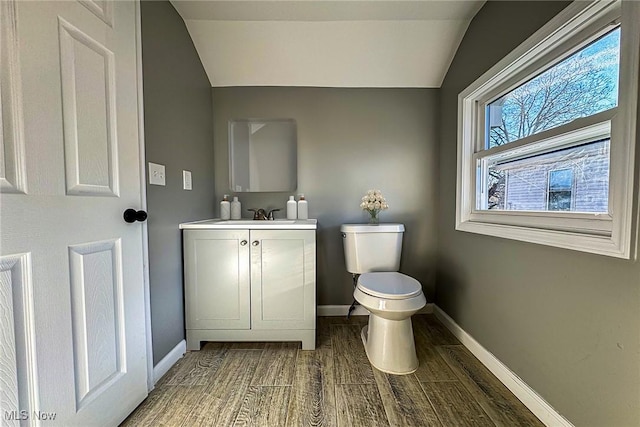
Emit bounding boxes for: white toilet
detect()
[341,224,426,375]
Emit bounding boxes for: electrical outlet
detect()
[149,162,165,186]
[183,170,192,190]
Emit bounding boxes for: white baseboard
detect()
[317,303,434,317]
[433,306,573,427]
[153,339,186,384]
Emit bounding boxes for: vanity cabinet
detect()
[183,227,316,350]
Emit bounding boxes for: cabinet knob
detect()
[240,240,248,246]
[252,240,260,246]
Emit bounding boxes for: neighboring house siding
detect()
[505,168,547,210]
[573,155,609,212]
[498,140,609,212]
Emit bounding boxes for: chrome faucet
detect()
[248,208,267,220]
[248,208,281,220]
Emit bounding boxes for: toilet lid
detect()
[357,272,422,300]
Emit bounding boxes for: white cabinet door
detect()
[250,230,315,330]
[184,230,251,330]
[0,1,148,425]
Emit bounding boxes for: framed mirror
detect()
[229,119,297,192]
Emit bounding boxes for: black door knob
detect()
[123,209,148,223]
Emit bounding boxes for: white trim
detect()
[19,254,40,427]
[477,113,613,161]
[317,303,434,317]
[455,0,639,259]
[134,0,155,392]
[433,306,574,427]
[187,329,316,351]
[153,340,186,384]
[611,0,640,260]
[78,0,114,27]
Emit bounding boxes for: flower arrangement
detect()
[360,189,389,224]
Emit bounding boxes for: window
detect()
[487,29,619,150]
[456,1,639,258]
[547,169,574,211]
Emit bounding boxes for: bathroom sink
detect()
[226,220,296,225]
[225,220,268,225]
[179,218,317,230]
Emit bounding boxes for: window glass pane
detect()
[487,28,620,149]
[548,190,572,211]
[483,139,609,212]
[549,169,573,191]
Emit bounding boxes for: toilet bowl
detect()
[354,272,426,374]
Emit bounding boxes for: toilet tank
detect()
[341,224,405,274]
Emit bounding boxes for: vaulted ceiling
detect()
[170,0,484,88]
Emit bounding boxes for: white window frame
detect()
[456,0,639,259]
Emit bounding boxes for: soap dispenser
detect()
[286,195,297,219]
[297,194,308,219]
[220,194,231,220]
[230,196,242,219]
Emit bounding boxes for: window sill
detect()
[455,219,628,258]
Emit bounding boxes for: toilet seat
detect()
[357,272,422,300]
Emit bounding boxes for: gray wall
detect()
[437,2,640,425]
[141,1,215,365]
[213,87,439,305]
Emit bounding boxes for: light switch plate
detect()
[149,162,166,186]
[183,170,192,190]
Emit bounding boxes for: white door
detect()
[0,1,148,426]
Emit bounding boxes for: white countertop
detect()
[179,218,317,230]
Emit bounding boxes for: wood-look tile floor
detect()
[122,315,543,427]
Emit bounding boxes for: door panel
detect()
[260,238,305,321]
[0,1,148,425]
[0,253,37,426]
[0,261,20,425]
[184,230,251,330]
[59,17,119,196]
[68,239,125,410]
[0,1,27,194]
[251,230,315,330]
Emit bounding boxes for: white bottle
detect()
[231,196,242,219]
[220,194,231,220]
[297,194,308,219]
[286,195,297,219]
